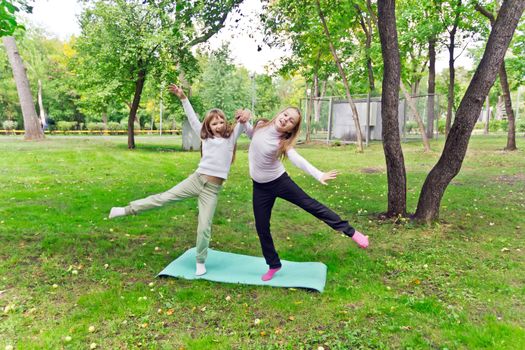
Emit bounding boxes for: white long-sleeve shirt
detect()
[181,99,243,179]
[245,122,324,183]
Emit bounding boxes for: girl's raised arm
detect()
[169,84,202,135]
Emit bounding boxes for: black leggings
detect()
[253,172,355,268]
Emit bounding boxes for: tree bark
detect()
[2,36,44,140]
[475,3,517,151]
[500,63,516,150]
[484,95,490,134]
[316,0,364,152]
[426,38,436,139]
[37,79,46,129]
[128,66,146,149]
[445,4,460,137]
[400,81,431,152]
[377,0,407,217]
[414,0,525,222]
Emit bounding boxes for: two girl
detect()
[245,107,369,281]
[109,84,250,276]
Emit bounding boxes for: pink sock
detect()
[351,231,369,249]
[261,267,281,281]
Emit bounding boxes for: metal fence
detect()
[301,94,443,143]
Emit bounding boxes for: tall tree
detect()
[377,0,406,217]
[316,0,364,152]
[414,0,525,221]
[2,35,43,140]
[475,2,517,151]
[75,0,242,149]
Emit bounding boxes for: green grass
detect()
[0,134,524,349]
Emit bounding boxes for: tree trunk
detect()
[316,0,364,152]
[484,95,490,134]
[500,62,516,150]
[377,0,407,217]
[445,23,458,137]
[128,66,146,149]
[426,38,436,139]
[400,81,431,152]
[2,36,44,140]
[37,79,47,129]
[314,80,327,123]
[414,0,525,222]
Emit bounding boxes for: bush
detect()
[405,121,417,133]
[489,120,502,132]
[86,122,105,133]
[437,119,446,134]
[107,122,120,132]
[2,120,18,130]
[57,121,77,132]
[500,120,508,132]
[517,119,525,132]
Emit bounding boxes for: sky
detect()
[23,0,471,74]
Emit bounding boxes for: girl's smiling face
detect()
[209,116,226,136]
[275,108,300,133]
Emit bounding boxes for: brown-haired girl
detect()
[245,107,369,281]
[109,84,250,276]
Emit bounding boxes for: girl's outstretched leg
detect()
[108,173,201,219]
[278,175,369,248]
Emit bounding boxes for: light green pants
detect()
[125,172,222,263]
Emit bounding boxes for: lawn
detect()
[0,134,523,349]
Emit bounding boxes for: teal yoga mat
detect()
[158,248,327,292]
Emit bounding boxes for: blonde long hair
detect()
[199,108,237,163]
[254,107,302,159]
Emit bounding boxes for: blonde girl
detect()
[245,107,369,281]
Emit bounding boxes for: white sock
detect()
[195,262,206,276]
[109,207,126,219]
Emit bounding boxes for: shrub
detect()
[57,121,77,132]
[517,119,525,132]
[437,119,446,134]
[489,120,501,132]
[405,121,417,133]
[2,120,18,130]
[86,122,105,133]
[500,120,508,132]
[107,122,120,132]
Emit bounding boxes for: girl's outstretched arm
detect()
[169,84,202,135]
[286,148,337,185]
[235,109,254,139]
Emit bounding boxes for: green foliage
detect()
[517,118,525,132]
[56,121,77,132]
[488,119,509,132]
[1,119,16,129]
[0,0,29,37]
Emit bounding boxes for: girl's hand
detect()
[168,84,186,99]
[235,109,252,123]
[320,170,338,185]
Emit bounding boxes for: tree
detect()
[74,0,242,149]
[2,35,43,140]
[414,0,525,221]
[377,0,407,217]
[316,0,364,151]
[475,1,517,151]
